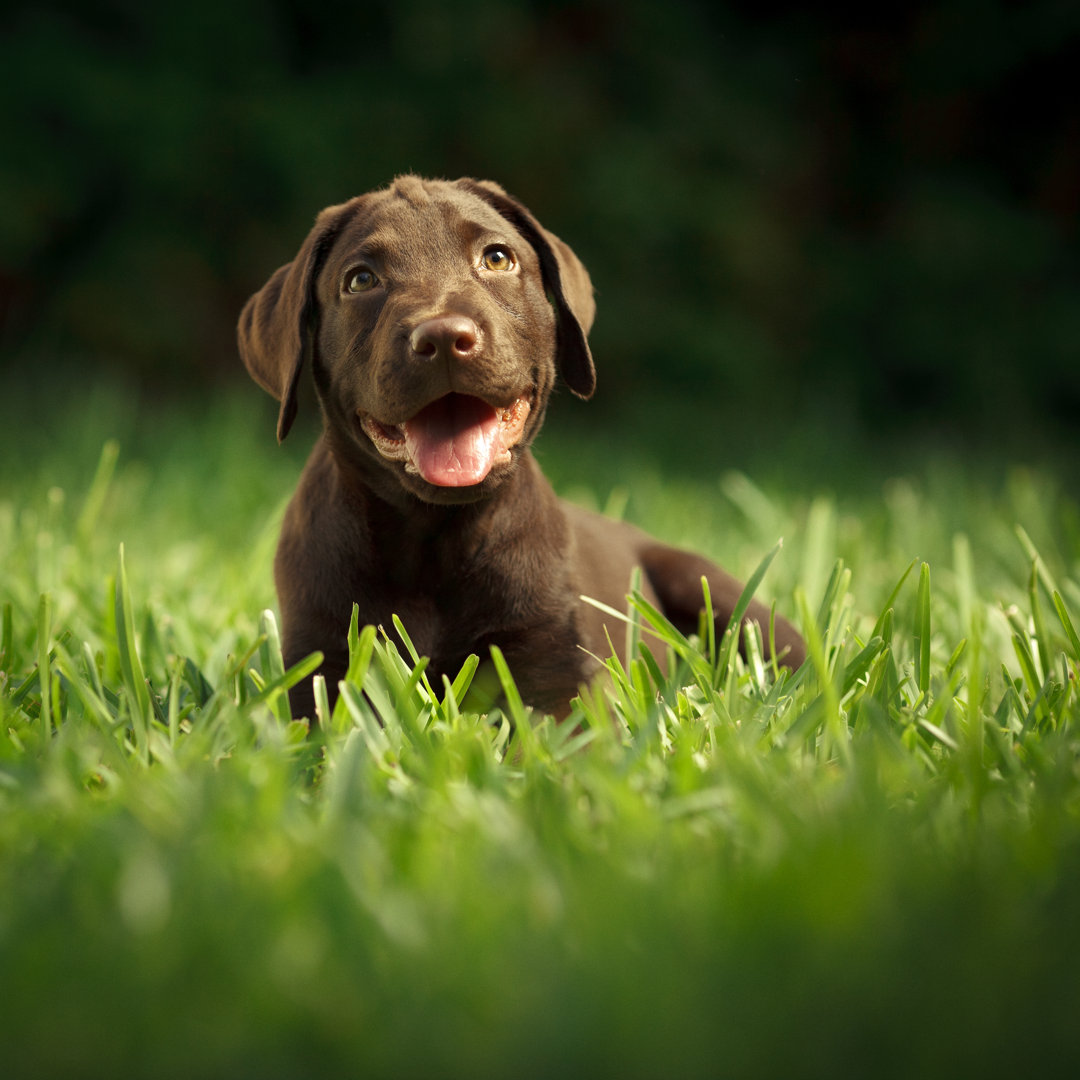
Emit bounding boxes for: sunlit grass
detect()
[2,386,1079,1077]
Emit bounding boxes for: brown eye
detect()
[346,268,378,293]
[481,246,516,272]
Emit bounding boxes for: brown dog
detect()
[239,175,804,718]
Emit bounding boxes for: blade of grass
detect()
[795,585,847,762]
[245,651,324,713]
[490,645,529,732]
[1052,591,1080,662]
[448,653,480,705]
[1,601,12,671]
[1012,630,1054,732]
[313,674,330,731]
[1016,524,1059,598]
[37,593,52,742]
[800,496,836,614]
[81,641,107,705]
[440,674,461,725]
[331,609,378,731]
[725,539,784,642]
[871,559,918,641]
[700,574,716,669]
[840,636,886,700]
[814,558,847,638]
[166,656,183,744]
[626,565,644,673]
[115,545,152,763]
[345,608,377,684]
[392,614,439,706]
[1028,563,1052,685]
[914,562,931,698]
[76,439,120,541]
[258,609,290,724]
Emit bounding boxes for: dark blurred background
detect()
[2,0,1078,473]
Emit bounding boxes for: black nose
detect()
[409,316,480,362]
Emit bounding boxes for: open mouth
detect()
[359,392,532,487]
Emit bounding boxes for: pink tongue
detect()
[403,394,502,487]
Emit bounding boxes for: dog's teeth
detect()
[404,461,420,475]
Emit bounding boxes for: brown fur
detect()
[238,176,804,717]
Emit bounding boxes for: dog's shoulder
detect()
[275,439,371,600]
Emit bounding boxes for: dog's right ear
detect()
[237,201,356,442]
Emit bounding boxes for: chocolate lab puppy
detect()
[239,175,804,718]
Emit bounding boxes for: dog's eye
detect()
[346,268,379,293]
[481,246,516,272]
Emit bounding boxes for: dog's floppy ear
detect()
[456,178,596,400]
[237,201,357,441]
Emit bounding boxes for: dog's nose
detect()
[409,316,480,362]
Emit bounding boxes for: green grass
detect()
[2,384,1080,1078]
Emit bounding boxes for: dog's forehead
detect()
[333,179,520,271]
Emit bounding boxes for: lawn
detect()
[2,379,1079,1078]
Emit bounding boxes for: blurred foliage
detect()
[1,0,1078,448]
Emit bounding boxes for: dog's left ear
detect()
[456,178,596,400]
[237,200,358,441]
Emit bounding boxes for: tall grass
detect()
[1,388,1079,1077]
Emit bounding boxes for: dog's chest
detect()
[387,592,448,663]
[371,553,583,692]
[372,566,502,672]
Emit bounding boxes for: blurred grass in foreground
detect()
[1,381,1079,1078]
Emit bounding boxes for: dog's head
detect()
[238,176,595,504]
